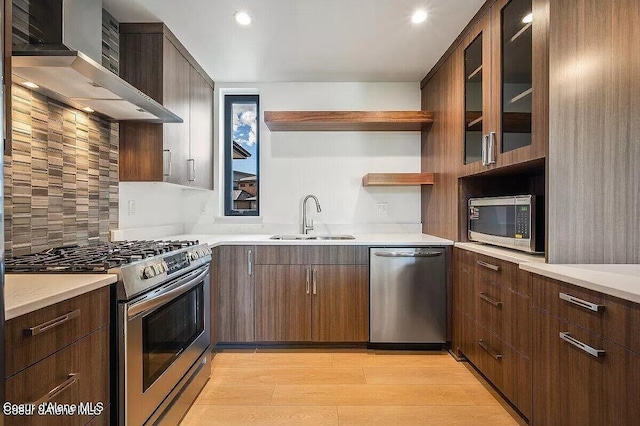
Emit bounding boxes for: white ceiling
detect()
[103,0,485,83]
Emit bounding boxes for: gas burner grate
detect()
[5,240,200,273]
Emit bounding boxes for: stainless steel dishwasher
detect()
[370,247,447,344]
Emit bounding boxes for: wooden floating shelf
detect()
[363,173,435,187]
[264,111,433,132]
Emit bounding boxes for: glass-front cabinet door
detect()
[500,0,533,154]
[464,34,484,165]
[461,16,492,174]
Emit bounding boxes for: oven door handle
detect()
[127,265,209,319]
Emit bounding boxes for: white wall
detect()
[117,82,424,237]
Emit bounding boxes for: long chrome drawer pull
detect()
[374,251,443,258]
[28,310,81,336]
[559,293,605,312]
[559,332,605,358]
[306,268,310,294]
[479,292,502,308]
[478,339,502,360]
[312,269,317,295]
[477,260,500,271]
[33,373,78,406]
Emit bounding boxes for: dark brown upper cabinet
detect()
[118,23,214,189]
[460,0,547,177]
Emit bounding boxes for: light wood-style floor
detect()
[180,349,526,425]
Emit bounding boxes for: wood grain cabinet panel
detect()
[210,248,220,347]
[189,66,213,189]
[161,38,191,185]
[533,308,640,426]
[5,327,110,426]
[532,275,640,355]
[119,23,214,189]
[312,265,369,342]
[255,265,312,342]
[5,286,110,377]
[254,245,368,266]
[453,248,532,419]
[217,245,255,342]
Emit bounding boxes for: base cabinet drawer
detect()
[475,278,531,357]
[5,287,110,377]
[461,314,532,420]
[5,327,110,426]
[533,308,640,426]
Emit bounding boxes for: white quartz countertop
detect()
[455,242,545,264]
[520,263,640,304]
[4,274,118,320]
[162,233,454,247]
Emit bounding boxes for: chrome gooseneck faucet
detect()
[302,195,322,234]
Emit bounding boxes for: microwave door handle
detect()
[127,265,209,318]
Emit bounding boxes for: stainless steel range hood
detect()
[11,0,182,123]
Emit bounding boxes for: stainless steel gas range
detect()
[6,240,213,425]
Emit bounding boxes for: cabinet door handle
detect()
[188,159,196,182]
[478,339,502,360]
[312,269,317,295]
[247,250,253,276]
[27,309,81,336]
[306,268,310,294]
[559,332,605,358]
[163,149,172,177]
[559,292,605,312]
[487,132,496,165]
[33,373,78,406]
[481,134,489,166]
[479,292,502,308]
[477,260,500,271]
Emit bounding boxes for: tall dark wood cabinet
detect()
[119,23,214,189]
[421,0,549,241]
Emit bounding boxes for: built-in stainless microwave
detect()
[468,195,544,253]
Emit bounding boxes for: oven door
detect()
[121,264,210,425]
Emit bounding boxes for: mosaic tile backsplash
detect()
[4,85,119,256]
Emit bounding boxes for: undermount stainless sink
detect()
[270,234,355,241]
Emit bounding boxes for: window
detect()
[224,95,260,216]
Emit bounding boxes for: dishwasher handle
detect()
[373,251,443,258]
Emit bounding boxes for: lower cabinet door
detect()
[312,265,369,342]
[533,308,640,426]
[5,326,110,426]
[254,265,312,341]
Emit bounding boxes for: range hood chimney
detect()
[11,0,181,123]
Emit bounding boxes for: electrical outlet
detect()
[200,202,207,214]
[377,202,388,216]
[128,200,136,216]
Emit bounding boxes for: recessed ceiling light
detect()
[22,81,39,89]
[234,11,252,26]
[522,13,533,24]
[411,9,428,24]
[82,106,95,113]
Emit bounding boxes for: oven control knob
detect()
[189,251,199,261]
[153,263,164,275]
[143,266,156,279]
